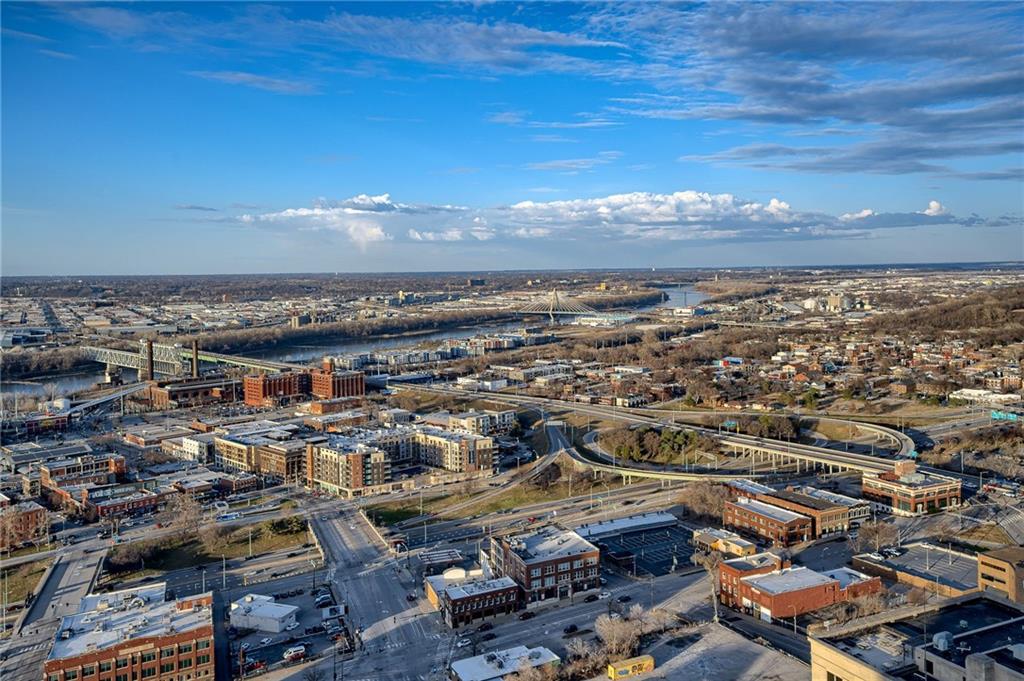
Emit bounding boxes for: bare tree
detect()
[853,520,899,553]
[679,480,729,520]
[594,614,641,658]
[301,667,327,681]
[693,550,723,623]
[159,493,203,539]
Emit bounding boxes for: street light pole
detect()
[222,555,226,590]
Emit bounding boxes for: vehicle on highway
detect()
[598,591,611,600]
[563,624,578,635]
[617,595,632,603]
[476,622,493,632]
[518,611,536,621]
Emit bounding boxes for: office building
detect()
[229,594,299,633]
[861,461,961,517]
[758,489,850,537]
[978,546,1024,604]
[425,572,520,629]
[488,526,599,604]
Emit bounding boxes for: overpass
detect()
[81,341,305,376]
[403,385,904,477]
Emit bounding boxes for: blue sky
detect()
[2,1,1022,275]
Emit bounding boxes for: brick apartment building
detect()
[243,371,311,407]
[40,454,126,491]
[861,460,961,516]
[757,490,850,537]
[0,498,48,550]
[305,441,393,498]
[489,527,600,604]
[309,368,365,400]
[733,566,881,622]
[724,497,812,547]
[43,584,214,681]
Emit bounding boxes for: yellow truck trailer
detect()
[607,654,655,678]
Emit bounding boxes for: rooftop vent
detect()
[933,632,953,652]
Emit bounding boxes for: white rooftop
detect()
[576,512,677,539]
[822,567,873,589]
[506,526,597,563]
[450,645,559,681]
[49,583,213,661]
[445,577,517,600]
[231,593,298,619]
[743,566,834,595]
[732,497,810,524]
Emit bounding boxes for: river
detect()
[2,287,705,398]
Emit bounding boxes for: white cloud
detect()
[921,199,948,216]
[524,151,622,172]
[840,208,875,221]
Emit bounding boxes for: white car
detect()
[456,638,471,648]
[597,591,612,600]
[259,637,273,646]
[285,622,299,631]
[240,643,251,651]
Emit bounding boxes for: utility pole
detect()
[222,555,226,590]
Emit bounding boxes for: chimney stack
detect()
[145,339,155,381]
[191,340,200,378]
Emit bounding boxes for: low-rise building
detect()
[736,566,881,622]
[43,583,215,681]
[425,571,520,629]
[719,552,787,608]
[724,497,812,547]
[853,542,979,598]
[229,594,299,633]
[758,489,850,537]
[488,526,600,604]
[691,527,757,557]
[0,499,48,549]
[794,486,872,526]
[809,592,1024,681]
[450,646,560,681]
[978,546,1024,604]
[861,461,961,516]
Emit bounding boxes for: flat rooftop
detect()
[856,543,978,592]
[50,583,213,661]
[727,479,775,495]
[724,552,780,573]
[730,497,810,524]
[766,489,843,512]
[743,566,834,595]
[445,577,517,600]
[506,526,597,563]
[822,567,873,589]
[450,646,559,681]
[576,512,677,539]
[796,485,865,508]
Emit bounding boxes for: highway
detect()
[405,386,906,476]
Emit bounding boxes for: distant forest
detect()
[868,285,1024,345]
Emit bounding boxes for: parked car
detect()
[597,592,612,600]
[480,632,497,642]
[283,646,306,662]
[259,637,273,646]
[476,623,493,632]
[563,624,578,635]
[456,638,471,648]
[518,611,536,621]
[584,594,599,603]
[616,595,632,604]
[240,643,251,652]
[285,622,299,631]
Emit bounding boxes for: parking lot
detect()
[226,573,352,676]
[596,525,695,577]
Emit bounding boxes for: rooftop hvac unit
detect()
[933,632,953,651]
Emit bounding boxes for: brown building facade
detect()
[978,546,1024,604]
[309,369,365,400]
[758,490,849,537]
[724,497,812,547]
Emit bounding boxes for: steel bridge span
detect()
[81,341,304,376]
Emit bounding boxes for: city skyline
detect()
[2,1,1022,275]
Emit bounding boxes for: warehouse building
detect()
[44,584,214,681]
[724,497,812,547]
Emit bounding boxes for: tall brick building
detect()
[242,371,311,407]
[489,526,600,604]
[757,489,849,537]
[724,497,812,547]
[310,368,365,400]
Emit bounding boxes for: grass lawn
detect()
[452,477,629,517]
[365,495,454,526]
[4,542,53,560]
[956,522,1014,546]
[1,557,53,604]
[107,515,309,575]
